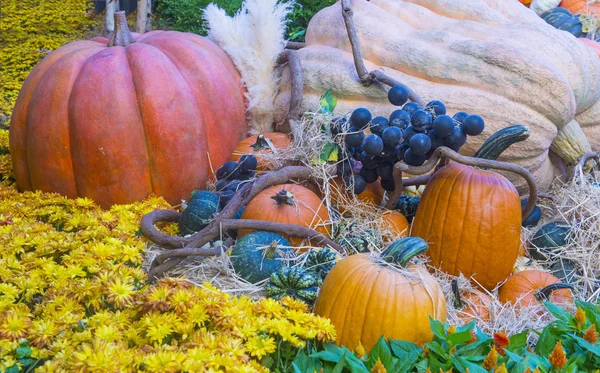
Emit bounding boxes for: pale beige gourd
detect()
[274,0,600,191]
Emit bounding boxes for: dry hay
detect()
[143,112,599,340]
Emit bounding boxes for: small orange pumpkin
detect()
[314,237,446,352]
[451,280,492,324]
[231,133,291,171]
[328,177,385,208]
[519,0,533,6]
[498,270,574,307]
[239,184,330,249]
[380,210,410,241]
[560,0,600,14]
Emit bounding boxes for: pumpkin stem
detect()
[474,125,530,161]
[451,279,465,310]
[271,189,295,206]
[535,283,574,302]
[264,241,279,260]
[381,237,428,267]
[251,135,271,151]
[107,11,136,47]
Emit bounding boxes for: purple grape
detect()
[388,85,409,106]
[432,115,454,137]
[346,130,366,147]
[426,100,447,116]
[445,127,467,149]
[360,167,379,183]
[362,134,384,156]
[350,108,372,129]
[403,102,421,116]
[410,110,433,131]
[382,126,403,149]
[452,112,469,124]
[409,133,432,156]
[370,116,389,135]
[404,149,427,166]
[462,114,485,136]
[403,126,418,143]
[389,110,411,129]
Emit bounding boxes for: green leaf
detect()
[544,302,572,323]
[429,317,446,341]
[453,355,488,373]
[393,350,422,373]
[504,348,525,364]
[389,339,423,358]
[456,338,490,357]
[426,341,448,359]
[508,331,528,353]
[332,352,346,373]
[535,327,557,356]
[311,343,344,363]
[415,359,429,373]
[18,358,35,366]
[366,336,393,370]
[456,320,476,333]
[312,142,339,165]
[319,89,338,114]
[15,346,32,359]
[5,365,19,373]
[571,333,600,357]
[448,330,475,345]
[293,350,322,373]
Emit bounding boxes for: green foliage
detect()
[290,301,600,373]
[153,0,336,41]
[154,0,244,35]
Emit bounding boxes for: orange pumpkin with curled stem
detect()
[451,279,491,324]
[239,184,330,249]
[231,133,292,171]
[560,0,600,15]
[498,270,574,307]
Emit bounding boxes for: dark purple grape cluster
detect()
[339,85,485,194]
[214,155,257,208]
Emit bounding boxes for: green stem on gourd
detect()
[264,241,279,260]
[381,237,428,267]
[271,190,295,206]
[251,134,271,151]
[451,279,464,310]
[474,125,530,161]
[535,283,574,302]
[107,11,136,47]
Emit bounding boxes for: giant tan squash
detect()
[274,0,600,192]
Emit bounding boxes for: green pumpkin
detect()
[395,195,420,223]
[231,231,293,283]
[179,191,220,236]
[550,259,581,283]
[382,237,429,266]
[528,222,572,260]
[304,248,341,280]
[265,267,322,305]
[521,199,542,227]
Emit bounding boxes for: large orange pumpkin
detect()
[231,133,292,171]
[411,162,522,290]
[239,184,330,248]
[314,237,447,352]
[560,0,600,14]
[9,12,246,209]
[498,270,574,307]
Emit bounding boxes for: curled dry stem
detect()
[395,147,538,222]
[340,0,426,107]
[577,151,599,173]
[385,168,404,210]
[142,166,345,281]
[285,41,306,50]
[276,49,304,133]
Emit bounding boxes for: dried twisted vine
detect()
[142,166,345,281]
[340,0,426,108]
[392,147,538,221]
[577,151,599,173]
[276,50,304,133]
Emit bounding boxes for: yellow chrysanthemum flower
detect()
[0,311,32,340]
[245,336,277,359]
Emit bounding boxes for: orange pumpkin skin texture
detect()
[579,38,600,58]
[519,0,533,6]
[456,290,492,324]
[328,177,385,208]
[231,133,292,171]
[9,31,246,209]
[239,184,330,248]
[560,0,600,14]
[314,254,447,352]
[380,211,410,240]
[411,163,522,290]
[498,270,573,307]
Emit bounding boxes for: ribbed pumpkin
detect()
[314,237,447,352]
[541,7,585,37]
[231,133,292,171]
[411,127,526,290]
[239,184,330,248]
[274,0,600,192]
[498,270,574,307]
[9,12,246,209]
[560,0,600,15]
